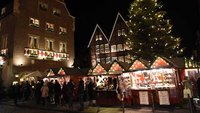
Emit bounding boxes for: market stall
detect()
[121,57,181,106]
[88,61,128,106]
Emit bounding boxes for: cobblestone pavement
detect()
[0,99,199,113]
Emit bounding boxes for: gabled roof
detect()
[91,63,108,75]
[109,12,129,41]
[150,56,178,69]
[129,59,149,71]
[87,24,109,48]
[108,60,126,74]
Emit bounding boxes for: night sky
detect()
[65,0,200,67]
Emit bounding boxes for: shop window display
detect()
[122,68,176,89]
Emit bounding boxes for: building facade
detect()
[0,0,75,86]
[88,13,132,67]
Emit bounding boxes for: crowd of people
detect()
[11,78,96,111]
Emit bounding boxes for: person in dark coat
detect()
[61,81,68,106]
[78,78,84,111]
[34,80,43,104]
[13,83,20,105]
[67,79,75,110]
[48,80,54,103]
[23,81,31,101]
[88,78,95,105]
[54,80,61,105]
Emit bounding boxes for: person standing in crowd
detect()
[88,78,95,105]
[54,80,61,106]
[41,81,49,105]
[23,81,31,101]
[35,80,43,104]
[67,79,75,110]
[13,83,20,105]
[48,80,54,103]
[61,81,68,106]
[78,78,84,111]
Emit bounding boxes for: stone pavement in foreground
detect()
[0,99,198,113]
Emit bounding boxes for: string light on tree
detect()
[125,0,183,61]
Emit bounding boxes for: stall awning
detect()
[22,70,45,79]
[129,59,148,71]
[150,56,179,69]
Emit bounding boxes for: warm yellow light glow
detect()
[14,56,25,66]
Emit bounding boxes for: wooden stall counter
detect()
[96,90,121,106]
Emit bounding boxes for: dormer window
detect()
[29,18,40,27]
[59,27,67,35]
[117,29,126,36]
[1,7,6,15]
[46,22,54,31]
[95,34,102,41]
[53,8,61,16]
[39,2,48,11]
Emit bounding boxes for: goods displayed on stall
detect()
[121,57,179,105]
[122,57,176,89]
[89,61,124,91]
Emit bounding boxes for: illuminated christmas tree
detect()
[126,0,183,61]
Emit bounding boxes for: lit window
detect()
[106,57,111,63]
[118,56,124,62]
[101,58,106,63]
[45,38,54,51]
[39,2,48,11]
[122,29,126,36]
[59,42,67,52]
[29,35,39,49]
[105,44,110,53]
[53,8,61,16]
[124,44,131,50]
[111,45,117,52]
[29,18,40,27]
[1,35,7,49]
[96,45,100,54]
[95,34,102,41]
[46,22,54,31]
[112,57,117,62]
[1,7,6,15]
[100,44,104,53]
[117,44,123,51]
[117,30,121,36]
[59,27,67,34]
[118,29,126,36]
[97,58,100,63]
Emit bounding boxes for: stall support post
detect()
[122,99,125,113]
[188,94,195,113]
[151,91,155,113]
[122,92,125,113]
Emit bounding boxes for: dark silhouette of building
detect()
[87,13,132,67]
